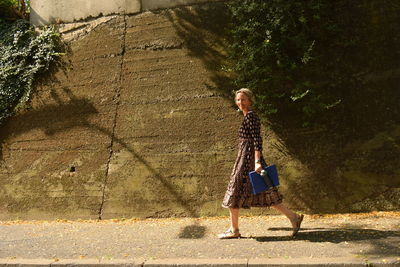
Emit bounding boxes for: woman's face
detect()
[235,92,251,112]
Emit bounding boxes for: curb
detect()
[0,258,399,267]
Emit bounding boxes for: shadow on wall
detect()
[0,86,201,217]
[162,2,400,213]
[0,13,209,236]
[30,7,55,25]
[162,2,235,103]
[0,78,207,237]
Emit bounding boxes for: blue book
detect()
[248,165,280,195]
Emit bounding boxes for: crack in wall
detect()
[98,15,127,220]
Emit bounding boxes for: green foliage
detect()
[0,0,18,8]
[0,19,63,125]
[0,0,17,17]
[0,0,29,20]
[228,0,400,125]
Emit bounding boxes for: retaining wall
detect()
[2,1,399,220]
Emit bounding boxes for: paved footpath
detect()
[0,212,399,266]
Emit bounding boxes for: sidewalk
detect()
[0,212,399,266]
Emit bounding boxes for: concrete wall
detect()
[4,1,399,220]
[1,3,242,220]
[30,0,224,26]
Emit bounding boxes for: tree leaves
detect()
[227,0,400,126]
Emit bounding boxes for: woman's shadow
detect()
[256,227,399,242]
[254,226,400,257]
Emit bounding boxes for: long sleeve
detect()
[246,112,263,151]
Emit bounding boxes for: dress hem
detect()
[221,198,283,210]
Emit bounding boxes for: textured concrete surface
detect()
[0,213,399,266]
[101,7,237,219]
[1,4,238,220]
[0,16,126,220]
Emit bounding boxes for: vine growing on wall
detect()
[0,19,64,125]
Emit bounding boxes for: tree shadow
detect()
[0,85,204,221]
[0,85,88,162]
[91,123,202,219]
[0,13,210,236]
[162,2,235,100]
[178,223,207,239]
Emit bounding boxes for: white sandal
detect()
[217,229,241,239]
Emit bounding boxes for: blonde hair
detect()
[235,88,255,105]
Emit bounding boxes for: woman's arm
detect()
[247,112,263,173]
[255,150,263,173]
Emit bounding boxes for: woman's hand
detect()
[255,162,263,173]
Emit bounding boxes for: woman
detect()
[218,88,304,239]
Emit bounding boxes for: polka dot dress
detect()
[222,110,283,209]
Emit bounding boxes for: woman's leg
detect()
[229,208,240,231]
[218,208,241,238]
[272,203,299,227]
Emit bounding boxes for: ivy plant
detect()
[0,19,63,125]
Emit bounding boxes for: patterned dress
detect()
[222,110,283,209]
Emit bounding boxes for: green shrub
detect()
[228,0,400,125]
[0,19,63,125]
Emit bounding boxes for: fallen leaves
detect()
[0,211,399,226]
[308,211,400,220]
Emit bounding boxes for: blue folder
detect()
[248,164,280,195]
